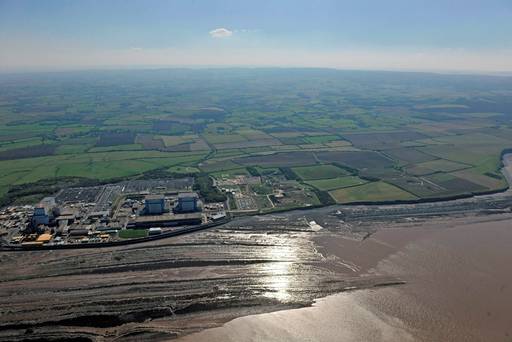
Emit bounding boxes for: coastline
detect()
[3,154,511,252]
[173,154,512,341]
[176,214,512,342]
[0,156,510,340]
[200,152,512,220]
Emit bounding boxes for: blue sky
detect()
[1,0,511,72]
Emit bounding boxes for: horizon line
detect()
[1,65,512,78]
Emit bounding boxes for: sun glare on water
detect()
[261,244,297,302]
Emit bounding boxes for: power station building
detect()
[30,197,57,228]
[174,193,200,213]
[31,206,50,227]
[143,195,166,215]
[127,192,203,229]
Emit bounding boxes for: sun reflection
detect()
[261,243,297,302]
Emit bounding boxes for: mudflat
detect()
[179,215,512,342]
[2,191,512,340]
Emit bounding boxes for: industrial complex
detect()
[1,169,338,250]
[0,178,227,249]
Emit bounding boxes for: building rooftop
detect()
[178,192,199,199]
[40,197,56,206]
[56,214,76,221]
[145,194,165,200]
[36,233,52,242]
[211,212,227,220]
[89,211,109,217]
[134,212,202,223]
[68,229,90,236]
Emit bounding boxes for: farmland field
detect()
[383,148,438,164]
[305,176,368,191]
[315,151,395,169]
[234,152,317,168]
[0,68,511,205]
[406,159,470,175]
[292,164,351,180]
[329,181,418,203]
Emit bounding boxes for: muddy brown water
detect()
[178,216,512,342]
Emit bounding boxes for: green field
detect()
[329,181,418,203]
[303,135,341,144]
[0,69,511,206]
[292,164,351,180]
[119,229,148,239]
[305,176,368,191]
[406,159,470,175]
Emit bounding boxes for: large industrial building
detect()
[31,206,50,227]
[174,193,200,213]
[125,192,204,229]
[127,212,203,229]
[30,197,58,228]
[143,195,167,215]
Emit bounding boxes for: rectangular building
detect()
[144,195,166,215]
[32,206,49,227]
[174,192,199,213]
[128,212,202,229]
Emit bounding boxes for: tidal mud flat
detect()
[1,198,512,341]
[0,213,402,341]
[181,215,512,342]
[1,158,512,341]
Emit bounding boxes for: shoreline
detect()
[234,151,512,217]
[1,200,511,340]
[0,156,510,340]
[4,181,510,251]
[2,154,511,252]
[4,179,509,251]
[175,214,512,342]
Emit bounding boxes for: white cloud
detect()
[209,28,233,39]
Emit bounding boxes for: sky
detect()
[1,0,512,73]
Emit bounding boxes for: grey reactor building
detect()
[128,193,203,229]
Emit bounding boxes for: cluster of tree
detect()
[246,166,261,177]
[332,162,358,175]
[138,168,195,180]
[485,172,503,180]
[312,189,336,206]
[193,173,227,203]
[251,184,272,195]
[279,167,300,181]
